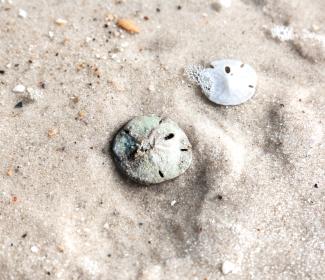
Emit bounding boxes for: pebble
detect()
[270,25,294,42]
[26,87,43,101]
[221,260,235,275]
[30,245,39,253]
[187,59,257,105]
[212,0,232,11]
[112,115,192,184]
[14,101,23,108]
[55,18,67,26]
[48,31,54,39]
[12,84,26,93]
[18,9,27,18]
[148,84,155,92]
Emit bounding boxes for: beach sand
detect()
[0,0,324,279]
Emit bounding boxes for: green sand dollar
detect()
[112,115,192,184]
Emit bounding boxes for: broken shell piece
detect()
[112,115,192,184]
[221,260,235,275]
[18,9,27,18]
[26,87,43,101]
[55,18,67,26]
[12,84,26,93]
[189,59,257,106]
[212,0,232,11]
[116,18,140,33]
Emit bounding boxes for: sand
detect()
[0,0,324,279]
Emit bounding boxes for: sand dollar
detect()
[112,115,192,184]
[194,59,257,105]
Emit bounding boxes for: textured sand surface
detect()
[0,0,324,279]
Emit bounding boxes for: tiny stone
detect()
[48,31,54,39]
[171,200,177,206]
[221,261,235,275]
[212,0,232,11]
[57,245,64,252]
[148,84,155,92]
[6,167,13,176]
[12,84,26,93]
[0,70,5,75]
[103,223,109,230]
[14,101,23,108]
[105,13,115,21]
[25,87,43,101]
[55,18,67,26]
[18,9,27,18]
[39,81,46,89]
[48,128,58,138]
[30,245,39,253]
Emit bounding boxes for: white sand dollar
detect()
[190,59,257,106]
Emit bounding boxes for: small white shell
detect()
[195,59,257,106]
[221,260,235,274]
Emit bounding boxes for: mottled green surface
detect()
[112,115,192,184]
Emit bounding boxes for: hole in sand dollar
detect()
[249,85,254,88]
[159,170,164,177]
[225,66,231,73]
[180,148,188,151]
[164,133,175,140]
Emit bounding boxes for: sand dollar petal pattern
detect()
[194,59,257,106]
[112,115,192,184]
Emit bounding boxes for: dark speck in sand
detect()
[15,101,23,108]
[0,70,5,75]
